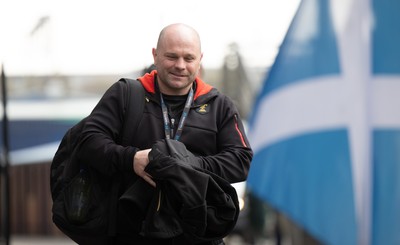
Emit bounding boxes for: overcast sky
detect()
[0,0,300,75]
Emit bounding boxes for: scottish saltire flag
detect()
[246,0,400,244]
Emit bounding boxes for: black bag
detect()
[50,78,144,244]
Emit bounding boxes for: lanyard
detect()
[160,86,194,141]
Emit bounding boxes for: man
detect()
[77,23,253,245]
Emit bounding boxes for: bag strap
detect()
[108,77,145,236]
[119,78,145,145]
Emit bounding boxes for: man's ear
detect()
[152,48,157,63]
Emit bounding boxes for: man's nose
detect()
[175,58,186,69]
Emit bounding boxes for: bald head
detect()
[156,23,202,52]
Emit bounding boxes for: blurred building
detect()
[221,43,254,120]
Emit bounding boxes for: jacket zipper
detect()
[156,190,162,211]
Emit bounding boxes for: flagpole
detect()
[0,63,10,245]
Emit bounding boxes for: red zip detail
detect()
[234,115,247,147]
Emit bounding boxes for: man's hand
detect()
[133,149,156,187]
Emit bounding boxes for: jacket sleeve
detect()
[76,80,138,176]
[197,96,253,183]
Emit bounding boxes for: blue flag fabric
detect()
[247,0,400,244]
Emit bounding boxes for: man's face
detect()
[153,29,202,95]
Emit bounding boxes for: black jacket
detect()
[119,139,239,244]
[76,71,253,243]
